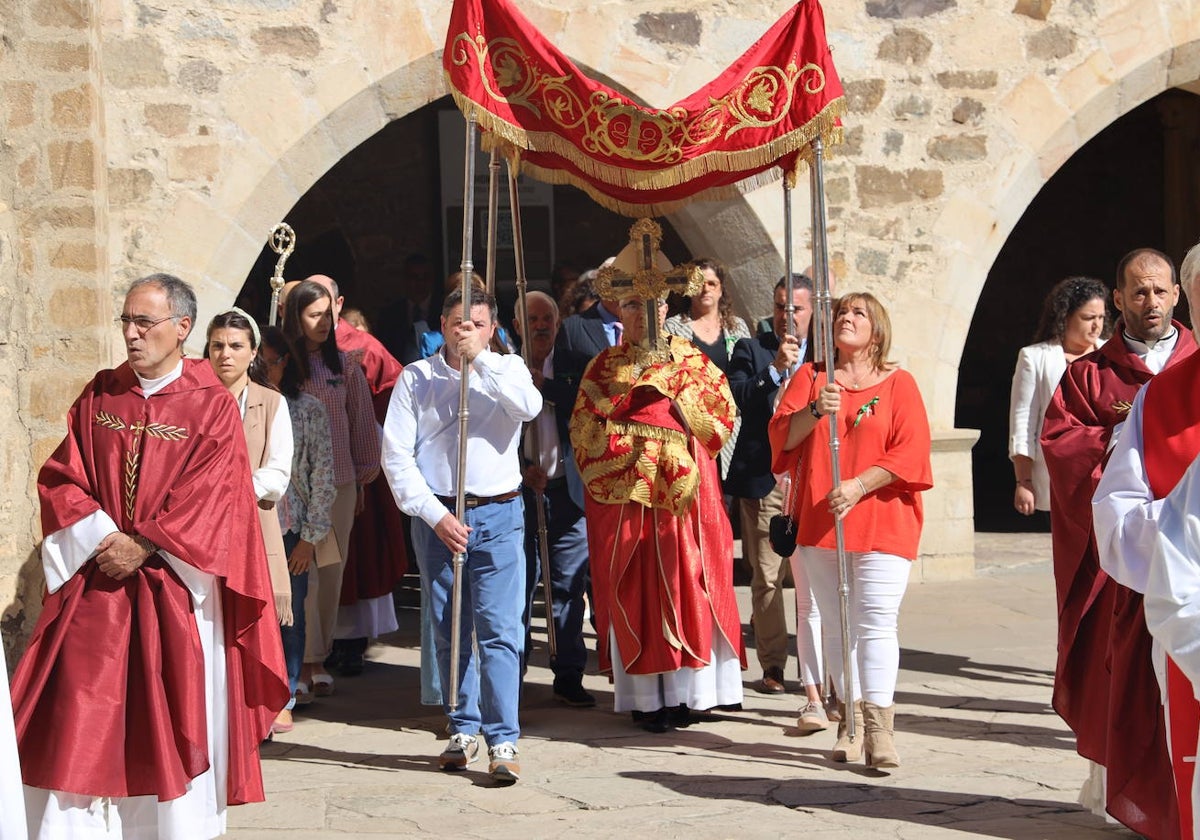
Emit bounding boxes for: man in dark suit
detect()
[516,291,595,706]
[554,292,624,387]
[726,274,812,697]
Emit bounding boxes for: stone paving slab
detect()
[231,533,1135,839]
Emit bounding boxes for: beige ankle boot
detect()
[863,702,900,768]
[831,701,864,762]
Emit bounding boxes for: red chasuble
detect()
[1041,322,1196,839]
[569,338,745,676]
[1140,350,1200,840]
[335,320,409,604]
[11,359,289,804]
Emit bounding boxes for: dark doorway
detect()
[956,88,1199,532]
[235,95,688,338]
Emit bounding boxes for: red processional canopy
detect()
[444,0,844,216]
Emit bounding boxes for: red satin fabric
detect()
[445,0,844,215]
[15,559,207,799]
[13,359,289,804]
[586,444,744,676]
[335,321,409,603]
[1041,324,1196,839]
[1142,350,1200,840]
[1167,660,1199,840]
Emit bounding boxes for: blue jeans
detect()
[280,530,310,711]
[522,482,590,680]
[413,496,526,745]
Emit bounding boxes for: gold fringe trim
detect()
[449,79,845,194]
[607,419,688,447]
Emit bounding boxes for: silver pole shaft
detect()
[484,149,501,295]
[810,136,854,741]
[783,179,794,339]
[508,166,558,660]
[448,115,479,712]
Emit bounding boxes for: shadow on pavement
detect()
[618,771,1130,838]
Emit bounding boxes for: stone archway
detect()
[928,34,1200,422]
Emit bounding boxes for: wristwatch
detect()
[809,400,822,419]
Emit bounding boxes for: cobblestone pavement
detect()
[232,533,1134,839]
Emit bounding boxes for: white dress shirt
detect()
[235,383,294,503]
[525,352,564,480]
[1124,327,1179,375]
[381,347,542,529]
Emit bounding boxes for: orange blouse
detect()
[768,362,933,560]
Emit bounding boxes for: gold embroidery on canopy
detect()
[447,30,845,203]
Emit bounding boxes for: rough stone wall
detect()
[1,0,1199,638]
[0,0,111,657]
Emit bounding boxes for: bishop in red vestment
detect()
[569,295,744,726]
[11,275,288,839]
[1042,250,1195,839]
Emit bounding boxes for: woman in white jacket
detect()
[1009,276,1109,516]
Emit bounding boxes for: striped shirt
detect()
[303,350,380,487]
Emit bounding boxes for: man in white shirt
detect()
[381,285,541,784]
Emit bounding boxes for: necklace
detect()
[837,367,872,390]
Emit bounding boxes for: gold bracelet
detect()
[854,476,868,497]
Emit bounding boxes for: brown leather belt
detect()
[435,489,521,510]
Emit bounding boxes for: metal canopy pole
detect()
[508,163,557,660]
[448,114,479,712]
[484,148,501,295]
[783,180,795,340]
[810,136,855,743]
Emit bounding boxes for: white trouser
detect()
[788,548,824,688]
[801,546,909,707]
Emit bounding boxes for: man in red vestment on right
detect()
[1042,247,1196,838]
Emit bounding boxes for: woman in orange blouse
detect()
[769,292,932,769]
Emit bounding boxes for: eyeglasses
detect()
[263,356,287,367]
[117,314,179,335]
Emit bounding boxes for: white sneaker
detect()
[438,733,479,771]
[488,741,521,784]
[797,700,830,733]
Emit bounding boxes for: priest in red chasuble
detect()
[11,274,289,839]
[569,280,745,733]
[1095,241,1200,840]
[1042,247,1195,839]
